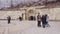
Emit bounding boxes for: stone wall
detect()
[36,8,60,20]
[0,8,60,20]
[0,10,25,20]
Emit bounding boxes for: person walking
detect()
[7,16,11,24]
[37,13,41,27]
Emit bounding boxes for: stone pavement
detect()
[0,20,60,34]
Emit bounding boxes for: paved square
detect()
[0,20,60,34]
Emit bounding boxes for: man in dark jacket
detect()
[7,16,11,24]
[41,15,46,28]
[37,13,41,27]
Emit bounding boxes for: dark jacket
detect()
[41,15,46,24]
[7,16,11,21]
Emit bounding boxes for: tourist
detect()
[41,15,46,28]
[7,16,11,24]
[37,13,41,27]
[41,14,49,28]
[45,14,50,27]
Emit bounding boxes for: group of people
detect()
[7,13,49,28]
[37,13,49,28]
